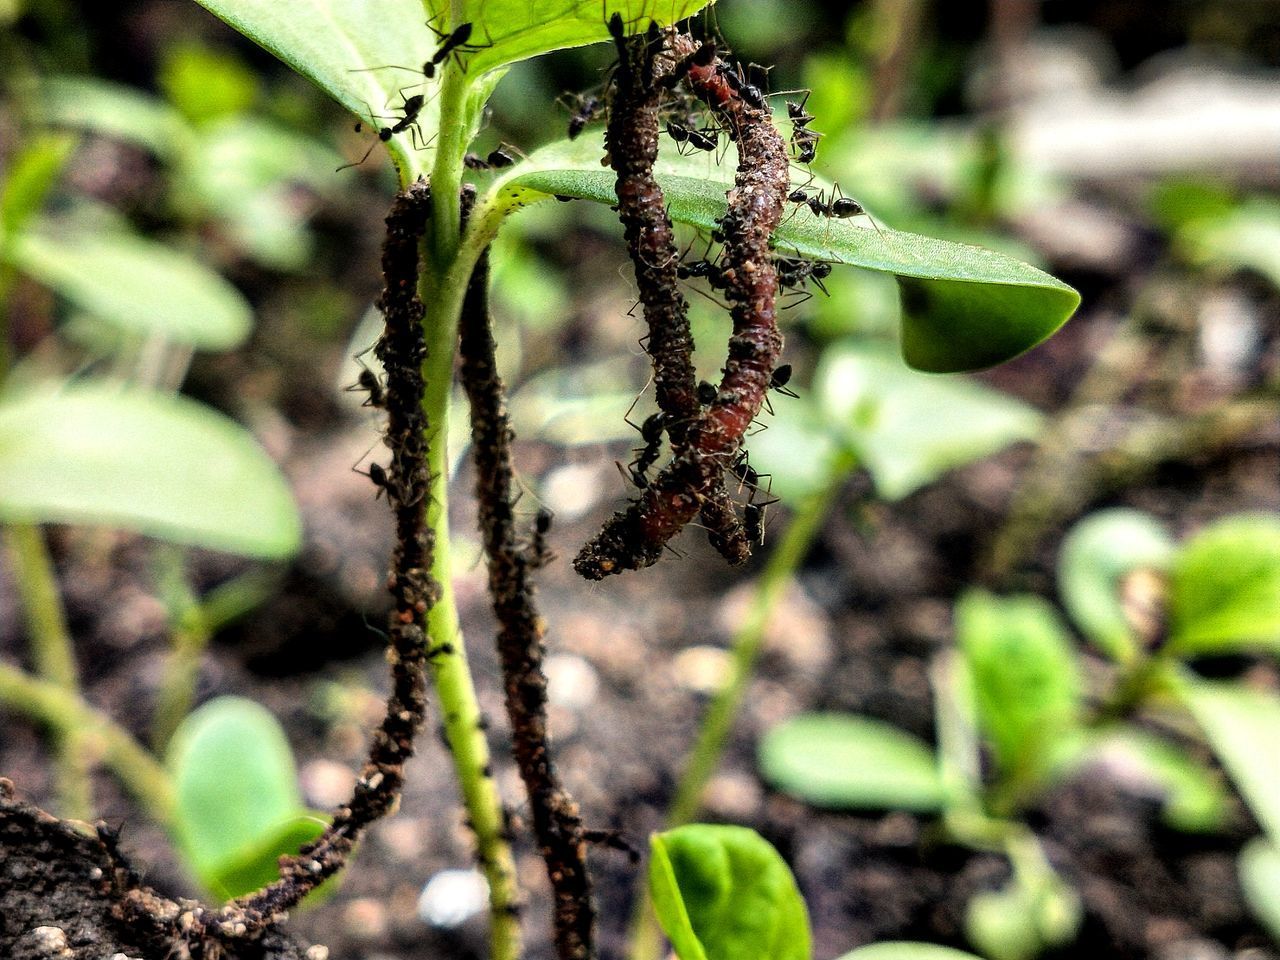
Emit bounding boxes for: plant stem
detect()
[408,63,523,960]
[628,458,853,960]
[0,660,174,824]
[4,524,94,820]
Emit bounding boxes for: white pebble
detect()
[417,868,489,928]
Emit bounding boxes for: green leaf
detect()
[1168,514,1280,655]
[0,134,76,242]
[191,0,440,177]
[1088,729,1228,833]
[484,138,1079,373]
[1180,680,1280,843]
[158,40,259,125]
[1180,200,1280,290]
[813,341,1042,500]
[955,591,1083,787]
[966,872,1081,960]
[649,825,810,960]
[1056,509,1175,661]
[758,713,946,812]
[1239,837,1280,945]
[43,76,193,160]
[7,223,252,350]
[444,0,715,77]
[0,383,301,559]
[835,945,984,960]
[166,696,323,899]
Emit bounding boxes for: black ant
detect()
[718,63,765,110]
[426,20,491,74]
[771,364,800,398]
[526,508,555,567]
[338,93,429,171]
[775,257,832,301]
[728,449,771,496]
[346,367,386,408]
[563,93,603,140]
[697,380,718,406]
[463,145,516,170]
[677,257,729,290]
[666,121,718,154]
[624,410,666,488]
[356,461,393,499]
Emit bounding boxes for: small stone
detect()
[29,926,69,957]
[544,654,600,711]
[343,898,389,940]
[304,947,331,960]
[671,645,731,694]
[300,759,356,809]
[417,868,489,928]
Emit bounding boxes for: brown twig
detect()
[458,196,596,958]
[574,31,789,579]
[189,181,439,944]
[600,20,748,562]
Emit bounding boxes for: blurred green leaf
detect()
[489,138,1079,373]
[1148,178,1238,234]
[159,41,258,124]
[955,591,1083,788]
[180,117,344,270]
[7,223,252,350]
[835,945,983,960]
[743,397,843,502]
[813,342,1042,500]
[43,76,192,160]
[1088,729,1228,833]
[0,384,301,559]
[0,134,76,242]
[166,696,323,900]
[1181,201,1280,289]
[1057,509,1175,661]
[1239,837,1280,946]
[759,713,946,812]
[966,871,1080,960]
[1181,681,1280,843]
[1168,514,1280,655]
[649,824,810,960]
[435,0,715,78]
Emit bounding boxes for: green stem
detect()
[404,59,522,960]
[4,524,94,820]
[629,457,854,960]
[0,661,175,824]
[150,548,208,751]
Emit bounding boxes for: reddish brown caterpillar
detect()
[574,29,789,579]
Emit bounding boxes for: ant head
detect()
[773,363,793,387]
[812,262,832,279]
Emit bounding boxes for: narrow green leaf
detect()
[447,0,714,77]
[955,591,1083,786]
[0,384,301,559]
[1056,509,1175,661]
[7,223,252,350]
[813,342,1042,500]
[486,138,1079,373]
[649,825,810,960]
[1168,514,1280,655]
[758,713,946,812]
[1181,680,1280,843]
[166,696,318,899]
[1180,200,1280,290]
[1239,837,1280,945]
[835,945,984,960]
[0,134,76,241]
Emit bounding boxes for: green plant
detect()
[760,508,1280,959]
[1,1,1086,957]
